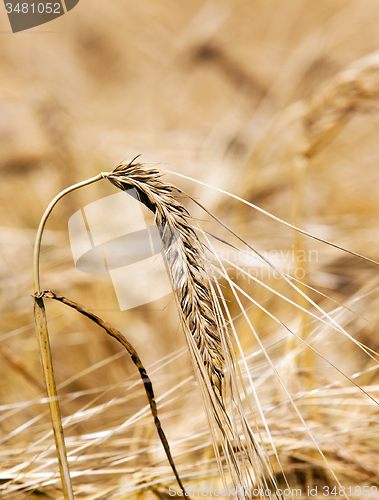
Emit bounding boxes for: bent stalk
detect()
[32,173,107,500]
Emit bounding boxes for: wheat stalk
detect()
[33,173,106,500]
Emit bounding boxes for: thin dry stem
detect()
[35,289,189,496]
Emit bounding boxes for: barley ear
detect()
[107,160,283,499]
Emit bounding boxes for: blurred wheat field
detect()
[1,1,379,499]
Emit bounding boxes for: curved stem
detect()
[32,172,108,500]
[33,173,108,292]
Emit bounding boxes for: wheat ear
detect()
[107,159,282,499]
